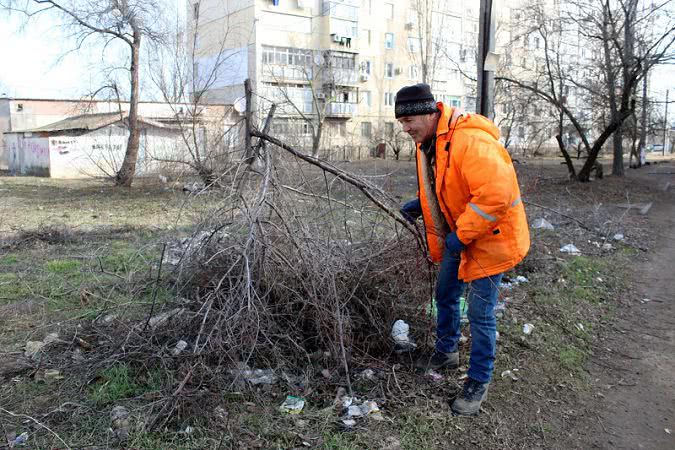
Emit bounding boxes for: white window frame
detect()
[384,33,394,49]
[361,121,372,138]
[385,63,394,78]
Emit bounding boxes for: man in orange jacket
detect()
[396,84,530,416]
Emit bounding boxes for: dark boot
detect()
[415,350,459,370]
[451,378,489,416]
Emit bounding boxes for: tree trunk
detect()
[612,123,624,176]
[600,5,623,177]
[637,74,648,167]
[612,0,638,176]
[116,32,142,187]
[312,121,323,158]
[556,134,576,179]
[577,113,629,181]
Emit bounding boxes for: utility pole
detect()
[663,89,669,155]
[477,0,496,119]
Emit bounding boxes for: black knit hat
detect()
[395,83,438,118]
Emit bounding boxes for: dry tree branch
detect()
[250,130,423,242]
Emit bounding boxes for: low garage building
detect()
[4,112,180,178]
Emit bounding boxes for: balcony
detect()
[326,102,357,117]
[323,68,358,86]
[262,64,313,82]
[322,0,359,20]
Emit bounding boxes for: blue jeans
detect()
[435,246,503,383]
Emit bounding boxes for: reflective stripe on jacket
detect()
[416,102,530,282]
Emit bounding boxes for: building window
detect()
[361,90,372,107]
[262,46,312,67]
[361,121,372,138]
[385,122,394,137]
[407,8,418,25]
[384,92,395,106]
[385,63,394,78]
[384,33,394,49]
[361,60,372,75]
[336,122,346,137]
[16,103,24,112]
[327,51,356,70]
[534,37,540,49]
[407,37,420,53]
[409,65,419,80]
[384,2,393,19]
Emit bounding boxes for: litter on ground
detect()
[279,395,305,414]
[531,218,555,230]
[560,244,581,255]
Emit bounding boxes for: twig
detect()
[251,130,422,240]
[142,243,167,333]
[0,407,71,450]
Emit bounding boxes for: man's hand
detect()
[400,198,422,224]
[445,232,465,255]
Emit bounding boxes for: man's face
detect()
[397,113,439,144]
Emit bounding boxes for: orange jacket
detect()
[416,103,530,282]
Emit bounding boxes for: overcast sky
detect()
[0,1,672,111]
[0,0,184,100]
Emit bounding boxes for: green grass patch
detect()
[90,364,163,406]
[126,431,214,450]
[564,256,604,285]
[0,272,31,302]
[559,344,588,373]
[0,253,19,265]
[46,259,81,274]
[98,240,157,273]
[138,286,175,305]
[398,413,438,450]
[321,432,365,450]
[560,256,609,304]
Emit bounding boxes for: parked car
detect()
[646,144,664,152]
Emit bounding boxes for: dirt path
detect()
[581,165,675,449]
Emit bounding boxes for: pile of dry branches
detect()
[76,137,433,428]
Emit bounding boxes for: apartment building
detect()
[494,0,600,155]
[189,0,492,159]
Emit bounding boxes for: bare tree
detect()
[2,0,165,186]
[147,1,242,184]
[409,0,444,84]
[498,0,674,181]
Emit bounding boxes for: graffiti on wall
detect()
[27,140,49,157]
[50,138,76,155]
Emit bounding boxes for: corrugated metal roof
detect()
[12,112,174,133]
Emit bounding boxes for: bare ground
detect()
[575,163,675,450]
[0,159,674,449]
